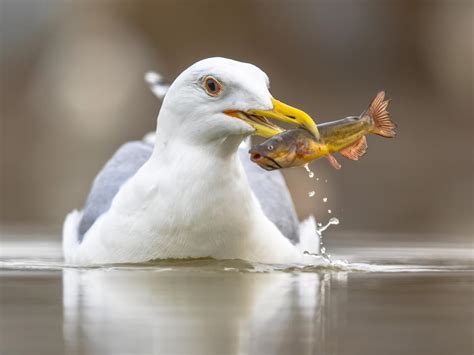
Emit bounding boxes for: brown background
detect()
[1,0,472,243]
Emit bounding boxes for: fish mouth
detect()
[224,98,319,139]
[249,150,283,171]
[260,157,282,171]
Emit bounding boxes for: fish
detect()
[249,91,396,171]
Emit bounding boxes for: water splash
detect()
[302,165,339,263]
[316,217,339,233]
[316,217,339,264]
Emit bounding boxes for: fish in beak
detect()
[225,98,319,139]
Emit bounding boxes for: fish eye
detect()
[267,145,274,151]
[203,76,222,97]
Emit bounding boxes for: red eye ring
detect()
[203,76,222,96]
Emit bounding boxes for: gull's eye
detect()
[203,76,222,97]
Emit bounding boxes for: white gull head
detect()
[156,57,272,146]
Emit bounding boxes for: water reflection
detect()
[2,241,472,355]
[62,267,346,355]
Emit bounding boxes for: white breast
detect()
[72,140,302,265]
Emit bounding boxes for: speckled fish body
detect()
[249,91,396,170]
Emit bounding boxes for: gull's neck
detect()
[153,132,244,161]
[150,131,255,213]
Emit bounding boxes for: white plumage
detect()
[63,58,320,265]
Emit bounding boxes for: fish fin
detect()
[326,154,341,169]
[365,91,397,138]
[339,136,368,161]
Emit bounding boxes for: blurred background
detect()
[1,0,472,245]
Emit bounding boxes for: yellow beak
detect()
[225,98,319,139]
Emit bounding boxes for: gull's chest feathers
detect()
[156,155,255,236]
[101,145,260,258]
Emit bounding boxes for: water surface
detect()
[0,236,472,355]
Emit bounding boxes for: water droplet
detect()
[308,191,316,197]
[328,209,332,214]
[304,164,314,178]
[323,197,328,203]
[324,179,328,183]
[316,177,320,181]
[321,247,326,253]
[317,222,322,227]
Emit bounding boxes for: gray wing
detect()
[78,140,299,244]
[77,141,153,241]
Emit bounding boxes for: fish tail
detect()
[364,91,397,138]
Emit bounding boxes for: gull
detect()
[63,57,320,265]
